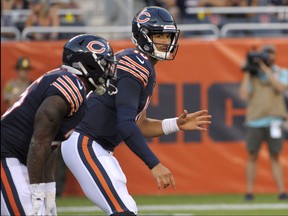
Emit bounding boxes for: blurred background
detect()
[2,0,288,41]
[1,0,288,215]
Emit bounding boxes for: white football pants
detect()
[1,158,45,216]
[61,131,137,215]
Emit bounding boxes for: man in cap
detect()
[4,57,33,110]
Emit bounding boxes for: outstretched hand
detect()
[177,110,212,131]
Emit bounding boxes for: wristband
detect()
[162,117,180,135]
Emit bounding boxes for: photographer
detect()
[239,45,288,200]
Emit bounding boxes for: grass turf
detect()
[57,194,288,215]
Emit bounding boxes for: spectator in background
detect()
[1,1,13,27]
[224,0,258,19]
[197,0,226,26]
[50,0,83,26]
[176,0,200,24]
[239,45,288,201]
[4,57,33,110]
[1,0,30,32]
[145,0,180,22]
[145,0,175,7]
[25,0,60,40]
[259,0,288,5]
[49,0,79,9]
[2,0,14,10]
[198,0,225,7]
[13,0,31,31]
[12,0,29,9]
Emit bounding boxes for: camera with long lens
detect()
[242,51,270,76]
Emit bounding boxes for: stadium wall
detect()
[1,38,288,195]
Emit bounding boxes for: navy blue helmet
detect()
[132,6,180,60]
[62,34,117,95]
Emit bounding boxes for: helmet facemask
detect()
[62,34,118,96]
[132,25,180,61]
[73,53,118,95]
[149,31,180,60]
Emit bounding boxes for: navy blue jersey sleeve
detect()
[115,76,160,169]
[116,53,150,89]
[46,74,85,116]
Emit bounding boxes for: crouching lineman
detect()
[61,6,212,216]
[1,34,117,216]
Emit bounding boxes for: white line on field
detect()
[57,203,288,212]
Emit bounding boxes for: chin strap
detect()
[75,62,104,95]
[106,79,118,95]
[69,62,118,96]
[62,64,105,95]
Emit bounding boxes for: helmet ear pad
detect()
[81,60,104,86]
[133,26,161,56]
[139,28,154,54]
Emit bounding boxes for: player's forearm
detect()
[43,147,58,183]
[27,138,52,184]
[117,120,160,169]
[137,118,165,138]
[28,96,66,184]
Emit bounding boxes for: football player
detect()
[1,34,117,216]
[61,6,212,216]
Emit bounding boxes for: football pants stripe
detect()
[1,159,25,216]
[77,134,129,213]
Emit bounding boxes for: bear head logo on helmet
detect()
[62,34,118,95]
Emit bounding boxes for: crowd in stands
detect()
[1,0,288,41]
[1,0,83,40]
[149,0,288,25]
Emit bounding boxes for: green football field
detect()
[56,194,288,215]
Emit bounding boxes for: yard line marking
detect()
[139,204,288,211]
[57,203,288,212]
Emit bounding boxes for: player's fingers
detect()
[197,115,212,121]
[196,126,207,131]
[194,110,208,117]
[164,175,172,188]
[169,174,176,189]
[156,177,162,189]
[198,120,212,125]
[179,110,188,119]
[161,176,169,189]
